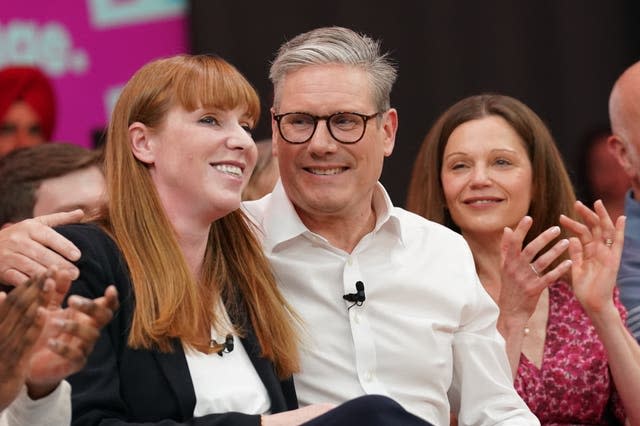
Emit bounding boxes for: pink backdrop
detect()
[0,0,188,147]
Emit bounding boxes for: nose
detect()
[15,128,43,149]
[226,124,255,150]
[307,120,338,155]
[469,164,492,187]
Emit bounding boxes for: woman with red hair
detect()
[0,66,56,157]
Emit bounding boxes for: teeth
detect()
[469,199,498,204]
[214,164,242,177]
[308,167,344,175]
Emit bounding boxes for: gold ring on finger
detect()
[529,263,541,277]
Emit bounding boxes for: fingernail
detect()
[69,296,90,307]
[551,226,560,233]
[70,250,81,260]
[559,239,569,247]
[52,318,66,327]
[69,268,80,280]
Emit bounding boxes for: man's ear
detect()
[608,134,633,176]
[129,122,155,164]
[382,108,398,157]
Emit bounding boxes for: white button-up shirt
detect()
[244,181,539,426]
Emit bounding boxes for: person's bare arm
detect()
[496,216,571,378]
[560,200,640,425]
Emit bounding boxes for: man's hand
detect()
[0,210,83,286]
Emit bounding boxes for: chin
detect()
[212,195,242,212]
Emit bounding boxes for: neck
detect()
[463,231,503,300]
[296,203,377,254]
[169,216,211,278]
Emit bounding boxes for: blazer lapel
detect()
[152,339,197,420]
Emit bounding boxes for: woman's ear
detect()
[129,122,155,164]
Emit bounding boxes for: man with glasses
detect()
[243,27,538,425]
[0,27,538,425]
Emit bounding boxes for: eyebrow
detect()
[444,148,519,159]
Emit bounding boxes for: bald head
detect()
[608,61,640,197]
[609,61,640,140]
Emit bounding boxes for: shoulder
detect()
[55,222,109,241]
[56,223,130,299]
[392,207,469,247]
[55,223,119,258]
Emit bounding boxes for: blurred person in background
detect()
[242,138,279,201]
[577,125,630,220]
[0,143,105,228]
[0,66,56,157]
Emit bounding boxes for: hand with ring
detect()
[559,200,626,316]
[498,215,572,327]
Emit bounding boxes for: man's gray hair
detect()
[269,26,397,112]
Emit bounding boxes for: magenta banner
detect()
[0,0,188,147]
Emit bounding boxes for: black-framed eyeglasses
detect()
[273,111,382,144]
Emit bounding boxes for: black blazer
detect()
[59,224,297,426]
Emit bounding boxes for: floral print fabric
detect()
[514,280,626,425]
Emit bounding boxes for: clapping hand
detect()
[499,215,572,323]
[559,200,625,316]
[26,272,119,399]
[0,273,53,409]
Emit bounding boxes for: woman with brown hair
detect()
[407,94,640,424]
[61,54,431,426]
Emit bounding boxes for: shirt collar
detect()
[261,181,309,252]
[261,181,405,252]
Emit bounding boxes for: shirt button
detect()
[353,312,360,324]
[364,371,373,381]
[346,257,353,266]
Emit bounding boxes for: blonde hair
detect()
[100,55,298,377]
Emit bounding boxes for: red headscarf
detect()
[0,66,56,140]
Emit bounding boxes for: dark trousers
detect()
[302,395,434,426]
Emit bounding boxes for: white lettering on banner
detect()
[88,0,186,29]
[104,84,124,118]
[0,20,89,77]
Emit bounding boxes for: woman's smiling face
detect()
[441,115,533,237]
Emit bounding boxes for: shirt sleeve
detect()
[0,381,71,426]
[449,273,540,426]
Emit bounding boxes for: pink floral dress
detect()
[514,280,627,425]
